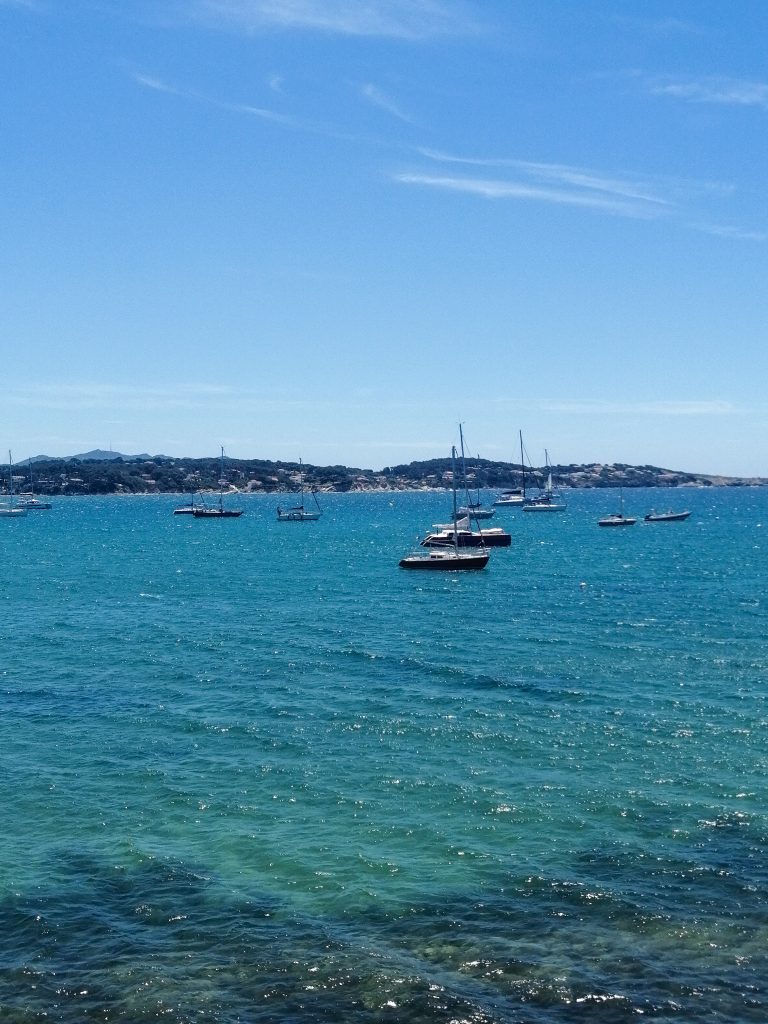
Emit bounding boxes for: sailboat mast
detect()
[458,424,472,517]
[450,446,459,553]
[519,431,526,497]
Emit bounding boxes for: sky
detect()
[2,0,767,476]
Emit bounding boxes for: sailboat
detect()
[173,492,207,515]
[523,449,566,511]
[15,459,51,509]
[277,459,322,521]
[598,489,636,527]
[455,426,495,519]
[0,451,27,518]
[192,448,244,518]
[399,445,490,570]
[493,431,526,506]
[422,425,509,547]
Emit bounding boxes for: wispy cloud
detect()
[395,172,659,217]
[132,72,189,98]
[418,149,676,205]
[399,150,761,238]
[398,152,679,218]
[186,0,480,40]
[689,221,767,242]
[131,69,296,124]
[647,74,768,110]
[542,400,737,417]
[129,66,405,148]
[360,83,413,123]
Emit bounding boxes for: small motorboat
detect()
[644,509,691,522]
[15,495,52,510]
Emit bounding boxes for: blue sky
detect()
[2,0,767,475]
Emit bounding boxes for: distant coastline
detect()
[4,453,765,497]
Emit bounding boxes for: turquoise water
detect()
[1,488,766,1022]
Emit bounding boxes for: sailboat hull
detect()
[192,509,243,518]
[598,515,636,527]
[399,550,490,570]
[522,500,566,511]
[16,495,51,509]
[422,530,509,548]
[277,508,320,521]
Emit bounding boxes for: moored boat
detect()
[494,431,527,507]
[493,488,525,507]
[15,460,51,509]
[0,451,28,518]
[457,502,495,519]
[277,459,321,521]
[523,450,566,511]
[644,509,691,522]
[15,494,51,510]
[400,547,490,569]
[523,493,567,512]
[174,492,206,515]
[421,528,509,548]
[192,448,243,518]
[598,513,637,527]
[598,490,635,526]
[399,443,490,571]
[421,516,510,548]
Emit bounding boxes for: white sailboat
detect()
[493,431,527,506]
[277,459,322,521]
[16,459,51,509]
[0,452,27,518]
[523,449,566,511]
[455,425,495,519]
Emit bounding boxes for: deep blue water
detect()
[0,488,766,1022]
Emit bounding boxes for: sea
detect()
[1,487,766,1023]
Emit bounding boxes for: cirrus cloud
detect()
[186,0,480,39]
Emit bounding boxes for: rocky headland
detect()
[6,453,765,496]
